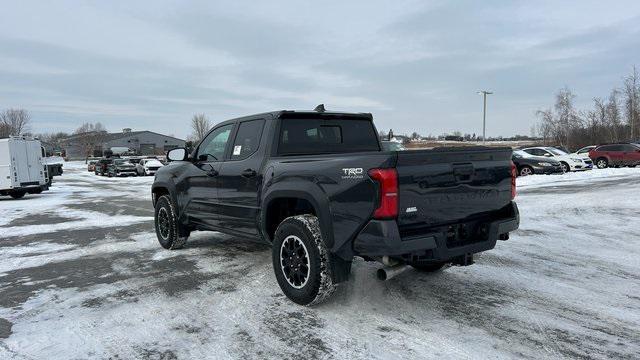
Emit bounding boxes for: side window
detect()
[230,119,265,160]
[622,144,637,151]
[197,124,234,161]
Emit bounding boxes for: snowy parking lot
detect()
[1,162,639,359]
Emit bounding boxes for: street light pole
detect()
[478,90,493,144]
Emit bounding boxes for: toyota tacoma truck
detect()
[152,107,519,305]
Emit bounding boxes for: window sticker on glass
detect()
[233,145,242,156]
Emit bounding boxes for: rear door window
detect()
[600,145,622,151]
[278,118,379,155]
[230,119,265,160]
[525,148,545,156]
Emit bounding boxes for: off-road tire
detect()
[596,157,608,169]
[272,215,336,306]
[410,262,446,272]
[9,191,26,199]
[154,195,188,250]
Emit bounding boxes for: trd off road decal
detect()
[341,168,364,179]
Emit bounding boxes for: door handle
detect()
[241,169,257,178]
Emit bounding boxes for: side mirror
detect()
[167,148,187,162]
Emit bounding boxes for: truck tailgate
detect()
[396,147,513,227]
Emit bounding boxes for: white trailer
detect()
[0,136,49,199]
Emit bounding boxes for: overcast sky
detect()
[2,1,640,139]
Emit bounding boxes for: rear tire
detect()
[154,195,188,250]
[272,215,336,306]
[596,158,608,169]
[9,191,26,199]
[410,262,446,272]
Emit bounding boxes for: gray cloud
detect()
[1,0,639,138]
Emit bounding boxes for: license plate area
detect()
[445,221,489,248]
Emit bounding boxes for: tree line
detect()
[0,108,31,138]
[535,67,639,151]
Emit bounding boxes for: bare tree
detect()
[72,122,108,162]
[623,66,640,140]
[190,113,210,143]
[0,122,10,138]
[36,131,70,155]
[0,108,31,135]
[535,109,554,145]
[604,89,622,143]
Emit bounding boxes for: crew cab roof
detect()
[216,109,373,126]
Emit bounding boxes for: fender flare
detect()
[151,181,186,223]
[261,182,334,248]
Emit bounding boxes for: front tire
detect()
[9,191,26,199]
[560,162,570,173]
[154,195,188,250]
[272,215,336,306]
[519,166,534,177]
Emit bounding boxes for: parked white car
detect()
[522,147,593,173]
[135,159,164,176]
[575,145,597,160]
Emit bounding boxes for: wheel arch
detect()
[262,187,333,248]
[151,182,176,207]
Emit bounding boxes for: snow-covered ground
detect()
[0,162,639,359]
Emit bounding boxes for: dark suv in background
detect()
[107,159,138,177]
[588,143,640,168]
[94,158,113,176]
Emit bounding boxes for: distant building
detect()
[62,129,185,159]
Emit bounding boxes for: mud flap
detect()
[329,254,352,283]
[452,253,474,266]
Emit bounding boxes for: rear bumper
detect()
[353,202,519,261]
[532,164,563,174]
[115,170,137,176]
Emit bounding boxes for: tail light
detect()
[510,161,517,199]
[368,168,398,219]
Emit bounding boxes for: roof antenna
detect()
[314,104,326,113]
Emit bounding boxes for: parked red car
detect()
[588,143,640,168]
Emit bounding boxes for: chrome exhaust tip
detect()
[377,264,410,281]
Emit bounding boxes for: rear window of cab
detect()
[278,118,379,155]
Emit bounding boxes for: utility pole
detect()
[478,90,493,144]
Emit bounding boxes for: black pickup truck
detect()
[152,108,519,305]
